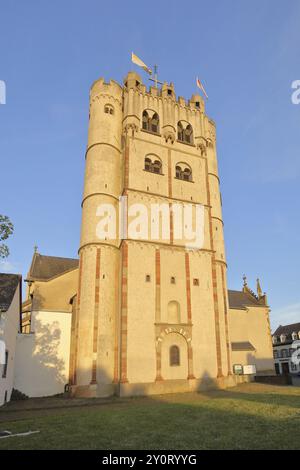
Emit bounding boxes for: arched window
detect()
[292,332,298,341]
[104,104,114,115]
[175,163,192,182]
[184,124,193,144]
[145,157,152,172]
[144,155,162,174]
[151,113,159,133]
[177,121,193,144]
[183,167,192,181]
[142,110,150,130]
[142,110,159,134]
[176,165,182,179]
[170,345,180,366]
[177,122,184,142]
[152,159,162,174]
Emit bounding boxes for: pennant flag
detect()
[131,52,152,75]
[196,76,208,99]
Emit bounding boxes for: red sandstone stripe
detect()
[185,252,192,324]
[221,266,232,375]
[211,264,222,377]
[91,360,97,384]
[205,159,223,378]
[155,248,161,326]
[156,342,163,381]
[113,257,120,383]
[124,143,129,189]
[77,253,83,307]
[72,252,84,385]
[187,345,195,379]
[169,203,174,245]
[93,249,101,353]
[155,249,161,286]
[91,248,101,384]
[120,242,128,383]
[68,299,77,386]
[168,149,172,198]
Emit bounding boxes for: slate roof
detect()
[0,273,21,312]
[273,323,300,337]
[228,290,262,309]
[231,341,255,351]
[272,323,300,345]
[29,253,79,281]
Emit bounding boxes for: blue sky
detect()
[0,1,299,330]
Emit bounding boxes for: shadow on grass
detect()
[198,386,300,409]
[0,381,299,450]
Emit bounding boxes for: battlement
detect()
[89,72,208,115]
[122,71,205,113]
[90,77,123,99]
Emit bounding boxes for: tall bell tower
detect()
[70,71,232,398]
[69,78,123,397]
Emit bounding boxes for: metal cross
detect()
[149,65,163,88]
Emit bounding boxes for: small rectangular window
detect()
[2,351,8,378]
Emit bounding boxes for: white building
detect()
[0,273,22,406]
[14,253,75,398]
[272,323,300,376]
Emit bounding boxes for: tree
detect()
[0,215,14,258]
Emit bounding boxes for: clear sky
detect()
[0,1,299,330]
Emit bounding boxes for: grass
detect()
[0,383,300,449]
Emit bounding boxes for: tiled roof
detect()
[0,273,21,312]
[231,341,255,351]
[29,253,79,281]
[228,290,262,309]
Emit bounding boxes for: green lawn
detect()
[0,383,300,450]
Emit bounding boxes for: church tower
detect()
[70,71,233,397]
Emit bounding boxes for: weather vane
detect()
[131,53,163,88]
[131,52,208,99]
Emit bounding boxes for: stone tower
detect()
[70,71,233,397]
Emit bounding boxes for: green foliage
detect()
[0,215,14,258]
